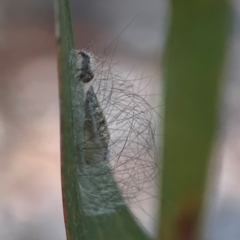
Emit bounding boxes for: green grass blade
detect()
[54,0,150,239]
[54,0,84,239]
[159,1,229,239]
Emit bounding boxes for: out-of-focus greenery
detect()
[159,1,229,240]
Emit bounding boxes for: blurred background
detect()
[0,0,240,239]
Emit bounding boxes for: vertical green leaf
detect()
[54,0,84,239]
[54,0,150,239]
[159,1,229,240]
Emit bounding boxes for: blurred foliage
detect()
[159,1,229,240]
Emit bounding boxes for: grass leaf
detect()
[54,0,150,239]
[159,1,229,239]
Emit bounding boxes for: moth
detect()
[75,50,110,165]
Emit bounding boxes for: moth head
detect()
[78,50,94,83]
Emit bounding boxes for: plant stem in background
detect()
[159,1,229,240]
